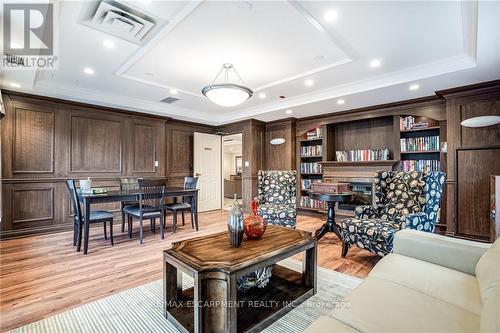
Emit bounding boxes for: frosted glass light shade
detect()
[202,84,253,107]
[461,116,500,128]
[270,138,286,145]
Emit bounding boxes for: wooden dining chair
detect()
[164,177,199,233]
[118,178,140,233]
[123,179,166,244]
[66,179,114,254]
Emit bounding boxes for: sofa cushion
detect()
[476,237,500,303]
[369,253,482,315]
[333,277,480,333]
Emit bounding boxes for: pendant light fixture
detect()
[202,63,253,107]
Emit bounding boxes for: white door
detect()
[194,132,222,212]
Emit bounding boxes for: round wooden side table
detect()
[308,191,354,241]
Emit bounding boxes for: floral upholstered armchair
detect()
[340,171,445,257]
[257,170,297,228]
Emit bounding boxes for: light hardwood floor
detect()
[0,211,379,332]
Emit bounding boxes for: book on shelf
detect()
[301,178,322,190]
[305,127,323,140]
[402,160,440,172]
[400,116,432,130]
[300,145,323,157]
[400,136,439,152]
[299,196,324,209]
[335,148,390,162]
[300,162,322,174]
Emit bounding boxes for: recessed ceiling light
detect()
[9,82,21,88]
[305,79,314,86]
[409,84,420,91]
[144,72,154,76]
[369,59,381,68]
[170,88,178,94]
[285,109,293,115]
[103,39,115,49]
[83,67,95,75]
[258,92,266,98]
[337,99,345,105]
[324,10,338,22]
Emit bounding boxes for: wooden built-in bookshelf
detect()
[295,114,447,216]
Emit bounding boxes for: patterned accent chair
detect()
[257,170,297,228]
[340,171,445,257]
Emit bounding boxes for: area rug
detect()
[9,259,362,333]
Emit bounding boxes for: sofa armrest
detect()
[393,229,490,275]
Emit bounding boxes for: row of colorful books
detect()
[335,148,390,162]
[400,116,431,130]
[300,162,322,174]
[299,196,325,209]
[400,136,439,152]
[305,127,323,140]
[300,179,322,190]
[401,160,441,172]
[300,145,323,157]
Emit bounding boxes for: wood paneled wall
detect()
[265,118,296,170]
[439,82,500,242]
[0,92,214,237]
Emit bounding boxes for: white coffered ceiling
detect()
[1,0,499,125]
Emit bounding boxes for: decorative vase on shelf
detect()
[244,199,267,239]
[228,194,244,247]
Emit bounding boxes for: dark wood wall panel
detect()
[13,108,54,173]
[70,115,123,173]
[132,123,156,173]
[457,148,500,238]
[265,119,296,170]
[1,92,215,237]
[334,116,394,153]
[441,82,500,242]
[460,100,500,147]
[12,187,54,225]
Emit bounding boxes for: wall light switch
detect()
[244,161,249,167]
[154,161,159,167]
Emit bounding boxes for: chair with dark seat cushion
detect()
[118,178,140,232]
[257,170,297,228]
[340,171,445,258]
[164,177,198,233]
[123,179,166,244]
[66,179,114,254]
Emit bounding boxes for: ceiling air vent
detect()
[161,97,180,104]
[77,0,165,45]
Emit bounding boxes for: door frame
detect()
[221,132,244,208]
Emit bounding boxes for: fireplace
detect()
[323,176,374,218]
[320,160,397,218]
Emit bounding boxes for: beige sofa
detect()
[305,229,500,333]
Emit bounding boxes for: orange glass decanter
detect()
[244,199,267,239]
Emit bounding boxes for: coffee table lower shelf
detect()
[166,264,314,333]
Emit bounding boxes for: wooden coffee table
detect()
[163,225,317,333]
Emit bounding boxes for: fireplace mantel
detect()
[320,160,398,179]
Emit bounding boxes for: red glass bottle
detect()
[244,199,267,239]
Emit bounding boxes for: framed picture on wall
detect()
[235,156,242,174]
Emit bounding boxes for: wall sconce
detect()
[270,138,285,145]
[460,116,500,128]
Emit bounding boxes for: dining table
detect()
[76,187,199,254]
